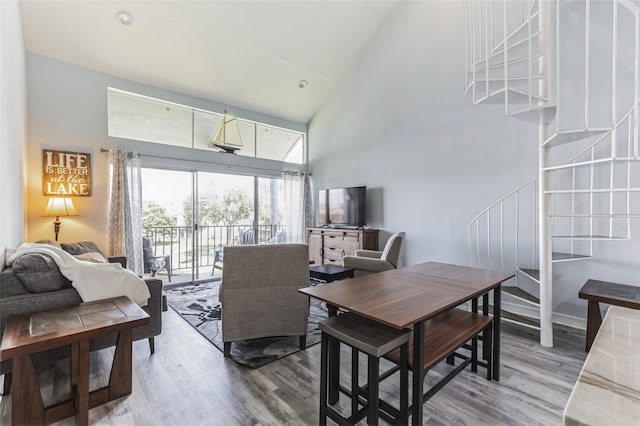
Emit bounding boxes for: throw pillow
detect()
[12,253,72,293]
[61,241,108,259]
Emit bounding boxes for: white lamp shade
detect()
[44,197,78,217]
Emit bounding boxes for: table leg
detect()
[493,285,501,381]
[482,293,490,363]
[328,304,340,405]
[71,341,79,393]
[108,329,133,398]
[585,301,602,352]
[12,355,45,425]
[77,339,90,426]
[411,321,425,426]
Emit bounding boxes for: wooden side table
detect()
[0,296,149,425]
[579,279,640,351]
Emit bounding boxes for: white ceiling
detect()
[20,0,397,124]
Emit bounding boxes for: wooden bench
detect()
[579,279,640,351]
[385,308,493,403]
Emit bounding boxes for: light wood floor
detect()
[0,308,586,425]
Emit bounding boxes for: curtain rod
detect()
[99,147,308,175]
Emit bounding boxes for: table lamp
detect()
[44,197,78,241]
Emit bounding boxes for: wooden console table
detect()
[578,279,640,351]
[0,296,149,425]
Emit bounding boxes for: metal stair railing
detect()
[465,0,543,107]
[465,0,640,345]
[467,180,537,282]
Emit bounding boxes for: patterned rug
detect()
[165,281,327,368]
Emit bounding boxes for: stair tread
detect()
[551,213,640,218]
[503,286,540,304]
[471,53,543,71]
[488,305,541,329]
[552,252,591,261]
[542,128,611,147]
[475,88,549,105]
[472,76,546,82]
[491,19,541,56]
[542,157,640,171]
[518,252,591,281]
[552,235,629,240]
[509,105,556,124]
[519,268,540,281]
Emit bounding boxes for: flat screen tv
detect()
[318,186,366,227]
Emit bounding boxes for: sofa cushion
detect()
[0,268,29,297]
[61,241,108,259]
[12,253,72,293]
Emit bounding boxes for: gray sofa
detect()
[0,241,163,394]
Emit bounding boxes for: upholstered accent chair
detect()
[342,232,405,277]
[219,243,310,357]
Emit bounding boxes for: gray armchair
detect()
[342,232,405,277]
[219,243,310,357]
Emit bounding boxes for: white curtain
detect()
[106,149,143,275]
[284,171,312,243]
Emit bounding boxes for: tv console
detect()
[306,227,379,266]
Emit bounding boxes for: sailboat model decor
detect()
[208,111,243,154]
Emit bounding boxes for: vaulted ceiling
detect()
[20,1,397,124]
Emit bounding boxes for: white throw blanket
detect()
[8,243,150,307]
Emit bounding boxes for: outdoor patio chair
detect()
[210,228,255,275]
[267,230,286,244]
[143,236,172,282]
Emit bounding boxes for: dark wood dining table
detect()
[299,261,514,425]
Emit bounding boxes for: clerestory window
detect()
[107,88,305,164]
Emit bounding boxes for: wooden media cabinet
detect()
[306,227,379,266]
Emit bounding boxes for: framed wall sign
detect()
[42,149,91,196]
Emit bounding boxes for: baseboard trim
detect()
[502,301,586,331]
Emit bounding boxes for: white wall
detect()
[0,1,27,265]
[308,1,639,320]
[25,53,306,249]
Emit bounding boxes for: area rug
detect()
[165,281,327,368]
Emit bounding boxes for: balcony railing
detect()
[142,224,286,276]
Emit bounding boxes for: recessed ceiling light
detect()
[116,10,134,26]
[298,80,308,89]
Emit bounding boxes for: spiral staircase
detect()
[465,0,640,346]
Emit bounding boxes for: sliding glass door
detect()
[141,169,195,284]
[195,172,255,282]
[142,168,285,285]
